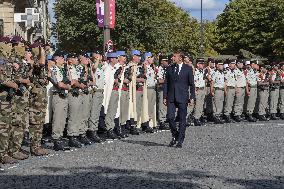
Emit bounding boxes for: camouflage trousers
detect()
[29,87,47,150]
[8,94,29,155]
[0,92,16,159]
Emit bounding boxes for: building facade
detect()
[0,0,51,42]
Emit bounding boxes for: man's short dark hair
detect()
[174,51,185,61]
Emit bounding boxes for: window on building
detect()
[0,19,4,36]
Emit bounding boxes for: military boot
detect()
[87,130,104,143]
[258,115,267,121]
[79,135,92,145]
[114,126,128,139]
[130,126,140,135]
[11,151,29,160]
[31,147,49,156]
[194,119,202,126]
[53,139,70,151]
[223,115,232,123]
[1,155,18,164]
[280,113,284,120]
[234,115,242,122]
[106,129,119,140]
[142,122,155,133]
[68,136,82,148]
[247,114,257,122]
[270,113,279,120]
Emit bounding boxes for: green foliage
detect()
[54,0,217,56]
[216,0,284,60]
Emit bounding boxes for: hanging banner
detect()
[96,0,116,28]
[109,0,116,28]
[96,0,104,28]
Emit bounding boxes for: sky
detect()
[169,0,230,20]
[48,0,229,24]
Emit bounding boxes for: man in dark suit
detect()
[163,51,195,148]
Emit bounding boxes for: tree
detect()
[54,0,214,56]
[216,0,284,60]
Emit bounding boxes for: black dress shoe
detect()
[142,126,155,133]
[176,143,182,148]
[168,138,177,147]
[130,127,140,135]
[258,115,267,121]
[106,129,118,139]
[194,119,202,126]
[224,115,232,123]
[53,139,70,151]
[79,135,92,145]
[247,114,257,122]
[69,137,83,148]
[234,115,242,122]
[270,113,279,120]
[87,130,103,143]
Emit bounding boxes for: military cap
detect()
[245,60,251,65]
[279,62,284,67]
[160,56,168,61]
[237,59,244,64]
[144,52,153,59]
[53,51,65,57]
[0,36,11,43]
[270,62,278,67]
[11,36,24,44]
[67,53,78,59]
[30,42,41,48]
[250,60,259,64]
[117,51,126,56]
[131,50,141,56]
[229,59,237,64]
[79,51,90,58]
[93,50,102,55]
[196,58,205,63]
[107,52,118,58]
[207,57,215,63]
[216,60,223,65]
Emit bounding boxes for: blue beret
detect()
[117,51,126,56]
[107,52,118,58]
[131,50,141,56]
[144,52,153,58]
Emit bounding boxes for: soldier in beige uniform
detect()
[193,58,206,126]
[279,62,284,120]
[256,64,270,121]
[156,56,169,130]
[204,58,215,121]
[268,63,281,120]
[233,60,247,122]
[223,60,236,123]
[210,61,225,124]
[244,60,258,122]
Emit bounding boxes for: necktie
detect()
[174,65,179,80]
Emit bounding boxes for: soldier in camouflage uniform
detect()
[28,46,49,156]
[7,47,31,160]
[0,51,19,164]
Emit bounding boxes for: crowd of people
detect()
[0,35,284,164]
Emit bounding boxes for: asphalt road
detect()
[0,121,283,189]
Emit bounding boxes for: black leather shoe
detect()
[142,126,155,133]
[130,127,140,135]
[224,115,232,123]
[69,137,82,148]
[270,113,279,120]
[53,139,70,151]
[87,130,103,143]
[168,138,177,147]
[258,115,267,121]
[247,114,257,122]
[79,135,92,145]
[176,143,182,148]
[107,129,118,139]
[234,115,242,122]
[194,119,202,126]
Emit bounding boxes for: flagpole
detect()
[104,0,110,54]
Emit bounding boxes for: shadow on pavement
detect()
[120,139,169,147]
[0,166,283,189]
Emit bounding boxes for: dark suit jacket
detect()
[163,63,195,103]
